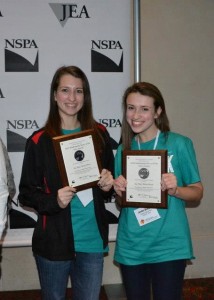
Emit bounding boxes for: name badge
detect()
[134,208,161,226]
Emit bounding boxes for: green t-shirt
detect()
[114,132,201,265]
[62,128,107,253]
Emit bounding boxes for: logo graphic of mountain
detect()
[49,3,67,27]
[5,49,39,72]
[49,3,89,27]
[7,130,27,152]
[91,50,123,72]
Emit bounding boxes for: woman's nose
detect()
[133,109,140,119]
[68,90,75,101]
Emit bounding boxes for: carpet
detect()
[0,286,108,300]
[0,278,213,299]
[182,277,214,299]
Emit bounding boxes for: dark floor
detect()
[0,278,214,300]
[182,277,214,300]
[0,286,108,300]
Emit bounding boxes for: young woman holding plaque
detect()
[18,66,114,300]
[113,82,203,300]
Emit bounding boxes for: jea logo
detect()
[6,120,39,152]
[5,39,39,72]
[49,4,90,27]
[91,40,123,72]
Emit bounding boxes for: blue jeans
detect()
[35,252,104,300]
[120,259,186,300]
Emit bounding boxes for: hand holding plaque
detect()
[122,150,168,208]
[53,129,101,192]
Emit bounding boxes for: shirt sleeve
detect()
[177,136,201,186]
[18,135,62,215]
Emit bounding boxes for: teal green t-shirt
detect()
[114,132,201,265]
[62,128,107,253]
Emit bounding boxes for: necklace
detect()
[137,129,160,150]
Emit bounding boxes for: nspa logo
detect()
[49,3,90,27]
[91,40,123,72]
[0,88,5,99]
[6,120,39,152]
[5,39,39,72]
[99,118,122,128]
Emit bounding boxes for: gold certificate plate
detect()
[52,129,102,192]
[122,150,168,208]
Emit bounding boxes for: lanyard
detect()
[137,129,160,150]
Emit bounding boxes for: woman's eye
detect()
[141,107,150,112]
[76,89,83,94]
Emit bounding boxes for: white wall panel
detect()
[0,0,131,246]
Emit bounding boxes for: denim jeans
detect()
[35,252,104,300]
[120,259,186,300]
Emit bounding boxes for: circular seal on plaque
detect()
[138,168,149,179]
[74,150,85,161]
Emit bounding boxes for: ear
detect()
[155,106,162,119]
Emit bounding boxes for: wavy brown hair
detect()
[121,82,170,150]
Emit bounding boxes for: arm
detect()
[174,183,203,201]
[0,140,9,237]
[161,173,203,202]
[114,172,204,203]
[2,141,16,199]
[161,134,203,202]
[18,134,64,215]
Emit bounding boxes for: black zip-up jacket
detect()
[18,124,114,260]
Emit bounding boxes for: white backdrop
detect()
[0,0,131,246]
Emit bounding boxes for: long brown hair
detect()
[44,66,104,146]
[121,82,170,150]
